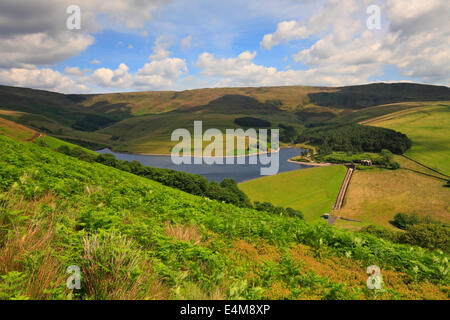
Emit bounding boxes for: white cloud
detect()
[261,0,361,50]
[261,0,450,85]
[0,0,169,68]
[0,32,94,69]
[261,21,308,49]
[0,67,89,93]
[89,55,188,91]
[149,36,173,60]
[196,50,368,87]
[138,58,187,80]
[64,67,93,76]
[91,59,101,65]
[92,63,132,88]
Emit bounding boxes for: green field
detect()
[362,103,450,175]
[239,165,347,220]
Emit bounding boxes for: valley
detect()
[0,82,449,300]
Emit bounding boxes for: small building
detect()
[360,159,372,166]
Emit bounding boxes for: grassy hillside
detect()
[239,166,347,220]
[308,83,450,110]
[76,86,327,115]
[97,96,303,154]
[0,116,37,142]
[362,103,450,175]
[326,101,431,125]
[0,135,448,300]
[1,83,449,154]
[77,83,450,116]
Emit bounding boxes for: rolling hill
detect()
[0,83,449,154]
[361,103,450,176]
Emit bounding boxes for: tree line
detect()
[55,145,303,219]
[297,124,411,154]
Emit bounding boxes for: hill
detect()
[361,103,450,176]
[0,135,448,300]
[0,116,38,142]
[0,83,449,154]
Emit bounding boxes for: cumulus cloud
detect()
[261,0,450,85]
[261,21,308,49]
[92,63,132,88]
[88,52,188,91]
[0,0,168,68]
[138,58,187,79]
[261,0,361,50]
[196,50,367,87]
[0,67,89,93]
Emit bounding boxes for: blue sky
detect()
[0,0,448,93]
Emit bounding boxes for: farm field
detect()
[239,165,347,220]
[362,103,450,176]
[340,167,450,228]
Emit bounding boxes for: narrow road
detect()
[332,164,354,211]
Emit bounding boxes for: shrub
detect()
[56,145,70,155]
[392,213,422,230]
[81,232,161,299]
[285,207,304,219]
[402,224,450,252]
[359,225,401,243]
[254,201,303,219]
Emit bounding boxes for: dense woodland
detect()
[297,124,412,154]
[234,116,271,127]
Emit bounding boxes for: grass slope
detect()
[362,103,450,175]
[239,166,347,220]
[1,136,448,300]
[0,116,37,141]
[97,99,302,154]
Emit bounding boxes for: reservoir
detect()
[96,148,312,183]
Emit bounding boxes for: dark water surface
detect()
[96,148,312,183]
